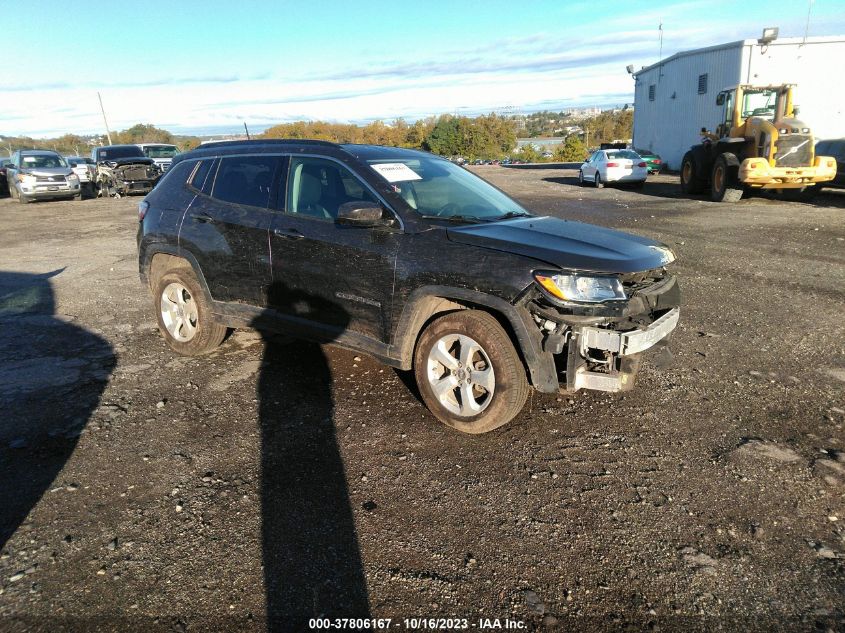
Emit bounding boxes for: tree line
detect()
[2,109,632,163]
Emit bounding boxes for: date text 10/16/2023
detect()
[308,618,527,630]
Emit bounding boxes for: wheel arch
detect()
[391,286,558,393]
[141,246,214,306]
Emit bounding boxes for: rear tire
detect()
[594,172,604,189]
[153,267,227,356]
[680,151,705,194]
[710,154,743,202]
[414,310,529,434]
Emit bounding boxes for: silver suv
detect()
[136,143,180,173]
[5,150,81,203]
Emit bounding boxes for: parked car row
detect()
[1,143,181,203]
[0,143,179,203]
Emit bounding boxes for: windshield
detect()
[742,89,777,120]
[141,145,179,158]
[607,150,641,160]
[367,156,529,221]
[22,154,67,169]
[99,146,145,160]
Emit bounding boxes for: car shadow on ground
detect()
[253,285,370,630]
[0,270,115,551]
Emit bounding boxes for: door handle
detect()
[190,213,215,224]
[273,228,305,240]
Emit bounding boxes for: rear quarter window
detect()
[188,159,215,193]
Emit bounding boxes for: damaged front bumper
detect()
[524,271,680,394]
[570,307,679,392]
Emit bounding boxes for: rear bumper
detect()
[605,169,648,183]
[740,155,837,188]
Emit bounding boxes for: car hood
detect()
[101,157,155,167]
[446,216,673,273]
[22,167,73,177]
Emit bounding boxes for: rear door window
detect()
[211,156,281,208]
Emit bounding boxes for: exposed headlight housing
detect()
[67,173,79,181]
[534,272,627,304]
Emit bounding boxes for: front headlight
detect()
[534,272,626,303]
[67,174,79,182]
[17,173,35,184]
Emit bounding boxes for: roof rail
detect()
[195,138,339,149]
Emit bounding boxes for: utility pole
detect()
[243,121,251,140]
[98,92,113,145]
[803,0,814,45]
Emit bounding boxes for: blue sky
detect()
[4,0,844,137]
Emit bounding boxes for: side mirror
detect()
[337,201,391,227]
[716,93,725,106]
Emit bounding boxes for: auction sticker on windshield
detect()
[370,163,422,183]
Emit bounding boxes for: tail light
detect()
[138,200,149,221]
[638,162,647,167]
[653,159,662,164]
[606,162,619,167]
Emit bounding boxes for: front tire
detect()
[153,267,227,356]
[578,170,585,186]
[710,154,743,202]
[414,310,529,434]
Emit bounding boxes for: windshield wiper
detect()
[492,211,533,220]
[419,214,485,223]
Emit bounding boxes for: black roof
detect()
[175,139,439,164]
[98,145,145,151]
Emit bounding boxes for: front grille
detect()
[35,175,66,182]
[117,166,152,180]
[774,134,812,167]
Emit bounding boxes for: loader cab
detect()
[716,85,794,138]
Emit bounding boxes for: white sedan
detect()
[579,149,648,188]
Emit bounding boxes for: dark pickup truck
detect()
[92,144,160,197]
[137,140,680,433]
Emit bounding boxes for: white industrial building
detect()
[632,34,845,169]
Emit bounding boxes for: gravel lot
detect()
[1,168,844,632]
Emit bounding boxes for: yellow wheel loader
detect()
[679,84,837,202]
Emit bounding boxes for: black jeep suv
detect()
[137,140,680,433]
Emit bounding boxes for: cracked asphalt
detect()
[1,168,844,632]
